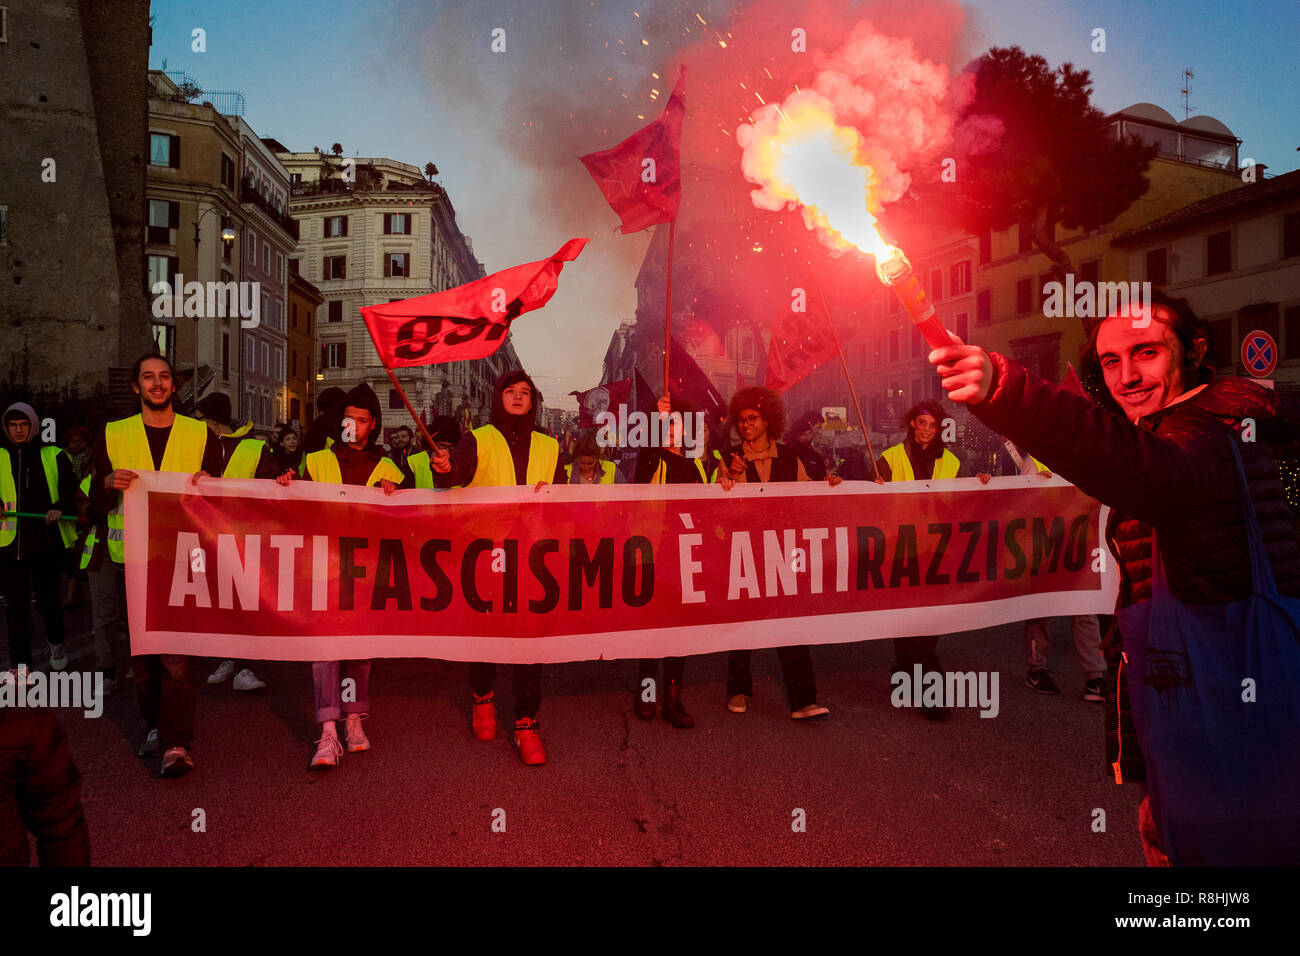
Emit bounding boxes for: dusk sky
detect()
[149,0,1300,411]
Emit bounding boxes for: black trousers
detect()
[2,553,66,667]
[892,636,943,674]
[727,647,817,710]
[638,657,685,685]
[469,662,541,720]
[133,654,196,751]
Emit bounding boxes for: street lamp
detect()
[191,200,236,409]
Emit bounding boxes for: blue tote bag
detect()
[1117,440,1300,866]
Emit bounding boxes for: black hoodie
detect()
[2,403,77,560]
[436,370,561,487]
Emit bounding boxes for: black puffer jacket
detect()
[971,353,1300,783]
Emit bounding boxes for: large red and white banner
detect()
[125,473,1117,662]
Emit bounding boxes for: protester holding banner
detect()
[432,370,561,765]
[406,415,461,490]
[789,410,829,482]
[297,383,405,770]
[1,402,76,681]
[269,422,304,478]
[630,396,708,728]
[303,386,346,455]
[194,392,287,693]
[931,289,1300,866]
[716,386,835,720]
[89,354,223,777]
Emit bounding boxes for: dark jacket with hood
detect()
[0,707,91,866]
[970,352,1300,783]
[436,371,563,487]
[301,383,408,488]
[1,402,77,561]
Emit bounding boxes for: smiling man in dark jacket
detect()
[432,370,562,765]
[930,289,1300,865]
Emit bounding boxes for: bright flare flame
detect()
[738,96,893,262]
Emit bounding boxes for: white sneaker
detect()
[344,713,370,753]
[232,668,266,691]
[310,729,343,769]
[49,644,68,671]
[138,728,160,757]
[207,660,236,684]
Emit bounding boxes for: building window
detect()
[0,7,7,43]
[911,325,923,359]
[888,289,900,315]
[247,229,257,263]
[147,200,177,245]
[325,215,349,238]
[1018,223,1033,254]
[151,324,174,363]
[873,336,883,368]
[276,253,284,280]
[955,312,969,343]
[289,258,300,276]
[0,205,7,245]
[977,288,991,326]
[384,213,411,235]
[1147,248,1169,285]
[950,260,971,295]
[306,306,312,335]
[324,342,347,369]
[1283,212,1300,260]
[246,389,257,420]
[261,292,271,331]
[150,132,180,168]
[1037,273,1054,313]
[263,240,270,273]
[1207,231,1232,275]
[147,254,178,291]
[221,153,236,191]
[978,231,991,266]
[245,336,255,371]
[222,331,229,380]
[384,252,410,277]
[325,256,347,280]
[388,389,403,410]
[1015,278,1032,315]
[261,342,270,376]
[889,329,900,362]
[328,300,342,323]
[275,347,284,380]
[1208,317,1233,373]
[1285,305,1300,359]
[929,268,942,301]
[1079,258,1100,288]
[291,303,298,329]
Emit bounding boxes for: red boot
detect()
[512,718,547,766]
[472,692,497,741]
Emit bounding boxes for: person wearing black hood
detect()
[295,383,406,769]
[874,400,989,721]
[303,386,347,455]
[788,409,829,482]
[431,370,561,766]
[2,402,77,680]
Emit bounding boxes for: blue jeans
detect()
[312,660,371,723]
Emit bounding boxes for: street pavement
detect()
[9,602,1145,866]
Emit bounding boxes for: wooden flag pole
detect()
[381,363,439,452]
[663,218,676,398]
[810,270,880,480]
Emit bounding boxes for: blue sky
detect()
[149,0,1300,409]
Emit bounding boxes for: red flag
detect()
[580,70,684,234]
[764,295,839,393]
[570,378,633,429]
[360,239,587,367]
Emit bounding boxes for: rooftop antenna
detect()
[1180,68,1195,120]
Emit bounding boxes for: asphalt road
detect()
[9,602,1144,866]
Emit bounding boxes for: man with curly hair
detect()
[716,386,840,719]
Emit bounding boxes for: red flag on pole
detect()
[359,238,588,367]
[764,295,840,393]
[570,379,633,429]
[580,69,684,234]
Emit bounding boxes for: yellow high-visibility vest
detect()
[304,448,403,487]
[222,438,266,479]
[469,425,558,488]
[408,451,434,489]
[651,456,708,485]
[78,474,97,570]
[565,460,616,484]
[104,414,208,564]
[881,442,960,482]
[0,445,75,550]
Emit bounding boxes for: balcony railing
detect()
[241,175,299,240]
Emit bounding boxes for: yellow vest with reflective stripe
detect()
[651,456,708,485]
[78,474,97,570]
[469,425,558,488]
[408,451,435,489]
[304,448,403,487]
[0,446,75,550]
[223,438,266,479]
[103,414,208,563]
[565,460,616,484]
[881,443,960,482]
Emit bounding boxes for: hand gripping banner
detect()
[125,473,1117,663]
